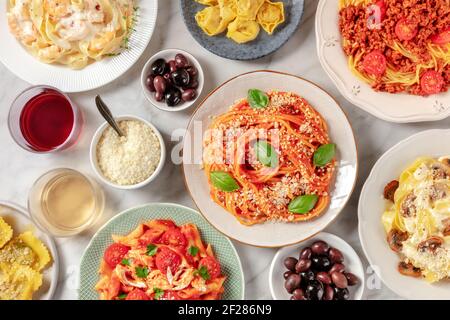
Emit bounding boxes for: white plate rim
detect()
[78,202,246,300]
[0,0,158,93]
[358,129,450,299]
[315,0,450,123]
[268,232,365,300]
[182,70,359,248]
[0,200,60,300]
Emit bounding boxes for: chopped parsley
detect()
[154,288,164,300]
[121,258,130,266]
[146,244,158,256]
[117,293,128,300]
[135,266,149,278]
[195,266,210,281]
[188,246,199,256]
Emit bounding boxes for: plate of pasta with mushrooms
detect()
[0,0,158,92]
[359,129,450,300]
[79,203,244,300]
[180,0,304,60]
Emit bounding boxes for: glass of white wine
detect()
[28,168,105,237]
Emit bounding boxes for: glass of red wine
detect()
[8,85,83,153]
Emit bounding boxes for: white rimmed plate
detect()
[182,70,358,247]
[358,129,450,300]
[269,232,365,300]
[315,0,450,123]
[0,1,157,93]
[0,201,59,300]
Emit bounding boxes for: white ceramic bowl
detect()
[141,48,204,112]
[358,129,450,300]
[0,201,59,300]
[315,0,450,123]
[183,70,358,247]
[90,115,166,190]
[269,232,365,300]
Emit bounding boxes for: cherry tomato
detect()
[362,50,387,76]
[420,70,444,95]
[374,0,386,21]
[395,19,418,41]
[155,247,182,273]
[104,243,130,268]
[125,289,150,300]
[161,291,180,300]
[160,228,187,250]
[431,28,450,45]
[199,256,221,280]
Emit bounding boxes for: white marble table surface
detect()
[0,0,449,300]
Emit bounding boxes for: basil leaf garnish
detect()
[313,143,336,167]
[288,194,319,214]
[248,89,269,109]
[210,171,240,192]
[146,244,158,256]
[254,140,278,168]
[188,246,199,256]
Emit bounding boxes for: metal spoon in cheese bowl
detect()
[95,95,124,137]
[90,98,166,190]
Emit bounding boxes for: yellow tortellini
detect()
[257,1,285,34]
[0,217,51,300]
[227,18,260,44]
[194,0,285,44]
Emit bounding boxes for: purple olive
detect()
[168,60,177,72]
[165,87,182,106]
[145,75,155,92]
[188,79,199,89]
[171,69,190,87]
[329,248,344,264]
[331,271,348,289]
[182,89,197,102]
[329,263,345,274]
[295,259,311,273]
[316,271,332,285]
[185,66,198,79]
[292,288,306,300]
[345,272,359,286]
[175,53,189,68]
[151,58,168,76]
[155,91,164,102]
[299,247,312,260]
[283,271,293,280]
[284,274,301,294]
[323,285,334,300]
[283,257,298,272]
[311,240,330,255]
[153,76,166,94]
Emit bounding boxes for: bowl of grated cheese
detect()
[90,115,166,190]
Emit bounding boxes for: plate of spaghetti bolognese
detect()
[182,71,357,247]
[316,0,450,123]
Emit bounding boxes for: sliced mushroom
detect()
[429,183,447,202]
[383,180,399,202]
[400,193,417,218]
[387,229,408,253]
[398,261,422,278]
[431,162,450,180]
[443,218,450,237]
[417,236,443,253]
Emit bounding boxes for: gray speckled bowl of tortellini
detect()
[180,0,304,60]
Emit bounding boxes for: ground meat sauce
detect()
[339,0,450,96]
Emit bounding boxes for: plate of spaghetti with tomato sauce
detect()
[79,203,244,300]
[183,71,357,247]
[316,0,450,123]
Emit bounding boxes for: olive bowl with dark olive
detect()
[141,49,204,112]
[269,233,365,300]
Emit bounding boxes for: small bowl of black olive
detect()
[269,232,365,300]
[141,49,204,112]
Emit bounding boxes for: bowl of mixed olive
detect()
[269,232,365,300]
[141,49,204,112]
